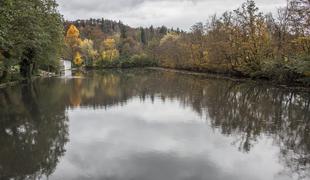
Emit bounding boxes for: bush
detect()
[295,55,310,86]
[259,56,310,84]
[94,54,157,68]
[120,54,157,68]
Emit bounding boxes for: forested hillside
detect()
[63,19,177,68]
[64,0,310,85]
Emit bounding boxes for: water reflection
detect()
[0,82,69,179]
[0,69,309,180]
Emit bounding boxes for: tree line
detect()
[0,0,309,85]
[0,0,64,82]
[155,0,309,84]
[65,0,310,85]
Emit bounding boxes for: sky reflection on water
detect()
[0,69,309,180]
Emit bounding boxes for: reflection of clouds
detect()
[49,98,290,180]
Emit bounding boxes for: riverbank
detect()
[85,56,309,88]
[0,70,57,89]
[0,80,21,89]
[146,67,310,91]
[86,64,309,90]
[1,66,309,91]
[90,62,310,89]
[75,64,310,90]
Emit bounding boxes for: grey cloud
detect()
[59,0,203,13]
[57,0,287,31]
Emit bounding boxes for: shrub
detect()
[259,56,310,84]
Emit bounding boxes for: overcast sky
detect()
[57,0,286,30]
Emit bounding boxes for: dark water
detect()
[0,69,309,180]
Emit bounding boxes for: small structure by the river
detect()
[60,59,72,70]
[60,59,72,77]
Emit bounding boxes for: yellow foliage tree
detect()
[101,50,119,62]
[160,32,180,46]
[67,24,80,38]
[80,39,98,66]
[65,24,82,61]
[102,38,116,50]
[291,36,310,55]
[73,52,83,67]
[101,38,119,61]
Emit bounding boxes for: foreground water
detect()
[0,69,309,180]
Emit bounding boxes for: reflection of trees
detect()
[0,69,308,179]
[203,82,310,178]
[60,69,310,179]
[0,81,69,179]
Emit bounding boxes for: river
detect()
[0,69,309,180]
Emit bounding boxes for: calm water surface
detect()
[0,69,309,180]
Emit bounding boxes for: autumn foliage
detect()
[63,0,309,85]
[154,0,310,84]
[66,25,80,38]
[73,52,83,67]
[101,38,119,62]
[65,24,83,66]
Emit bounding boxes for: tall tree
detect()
[140,28,147,45]
[0,0,64,80]
[65,24,81,61]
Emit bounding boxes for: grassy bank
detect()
[147,67,310,91]
[81,54,310,87]
[157,56,310,87]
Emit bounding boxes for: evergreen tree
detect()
[140,28,147,45]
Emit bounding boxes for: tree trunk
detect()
[1,50,11,82]
[0,69,8,82]
[32,62,37,75]
[20,59,32,79]
[20,48,36,79]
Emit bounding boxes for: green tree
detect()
[140,28,147,45]
[0,0,64,80]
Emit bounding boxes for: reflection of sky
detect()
[48,98,293,180]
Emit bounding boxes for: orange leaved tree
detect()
[65,25,82,62]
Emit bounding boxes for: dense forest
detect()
[0,0,63,82]
[0,0,309,85]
